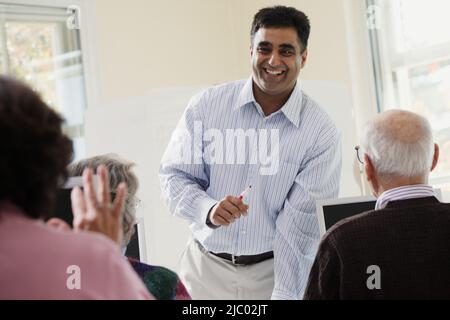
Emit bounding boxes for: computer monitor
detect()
[48,177,148,263]
[316,196,376,237]
[316,189,442,237]
[48,176,86,227]
[125,217,148,263]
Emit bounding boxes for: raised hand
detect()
[71,165,127,245]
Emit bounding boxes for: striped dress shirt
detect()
[375,184,437,210]
[159,77,342,299]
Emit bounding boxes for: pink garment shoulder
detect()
[0,204,153,300]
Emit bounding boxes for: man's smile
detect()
[263,67,286,79]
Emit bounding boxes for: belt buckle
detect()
[231,255,246,265]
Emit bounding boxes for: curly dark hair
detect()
[0,76,73,219]
[251,6,311,53]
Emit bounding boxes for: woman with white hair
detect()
[66,154,191,300]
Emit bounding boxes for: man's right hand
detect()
[209,196,249,227]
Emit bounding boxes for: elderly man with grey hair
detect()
[304,110,450,299]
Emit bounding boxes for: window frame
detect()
[1,0,99,110]
[366,0,450,186]
[1,0,99,161]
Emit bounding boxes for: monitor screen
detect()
[316,189,442,237]
[47,177,85,227]
[50,188,75,226]
[316,196,376,237]
[126,217,147,263]
[125,224,140,260]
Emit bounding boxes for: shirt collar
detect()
[375,184,436,210]
[234,76,303,128]
[234,77,254,111]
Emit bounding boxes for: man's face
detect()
[251,27,307,96]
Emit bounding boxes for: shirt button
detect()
[242,230,246,235]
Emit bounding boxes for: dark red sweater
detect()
[304,197,450,299]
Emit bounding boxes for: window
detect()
[0,2,86,160]
[368,0,450,192]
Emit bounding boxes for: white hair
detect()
[361,111,434,178]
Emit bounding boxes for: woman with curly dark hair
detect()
[0,76,152,299]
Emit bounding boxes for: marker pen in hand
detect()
[238,185,252,203]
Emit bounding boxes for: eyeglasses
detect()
[355,145,364,165]
[133,197,142,209]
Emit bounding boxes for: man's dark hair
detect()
[0,76,73,219]
[251,6,310,52]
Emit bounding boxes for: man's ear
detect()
[364,154,379,196]
[250,44,254,58]
[431,143,440,171]
[300,49,308,69]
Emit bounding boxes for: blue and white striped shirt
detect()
[159,77,342,299]
[375,185,437,210]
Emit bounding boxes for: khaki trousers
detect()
[179,238,274,300]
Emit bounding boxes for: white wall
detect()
[85,86,206,266]
[93,0,239,104]
[85,0,375,271]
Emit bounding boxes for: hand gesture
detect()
[71,165,127,245]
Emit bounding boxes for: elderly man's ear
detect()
[431,143,439,172]
[363,154,380,197]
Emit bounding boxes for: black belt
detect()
[196,240,273,265]
[210,251,274,266]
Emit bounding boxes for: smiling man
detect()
[251,25,306,116]
[160,6,342,300]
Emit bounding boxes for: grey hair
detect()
[361,110,434,178]
[67,153,139,246]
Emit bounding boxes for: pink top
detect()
[0,203,153,300]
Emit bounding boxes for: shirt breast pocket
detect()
[258,161,300,212]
